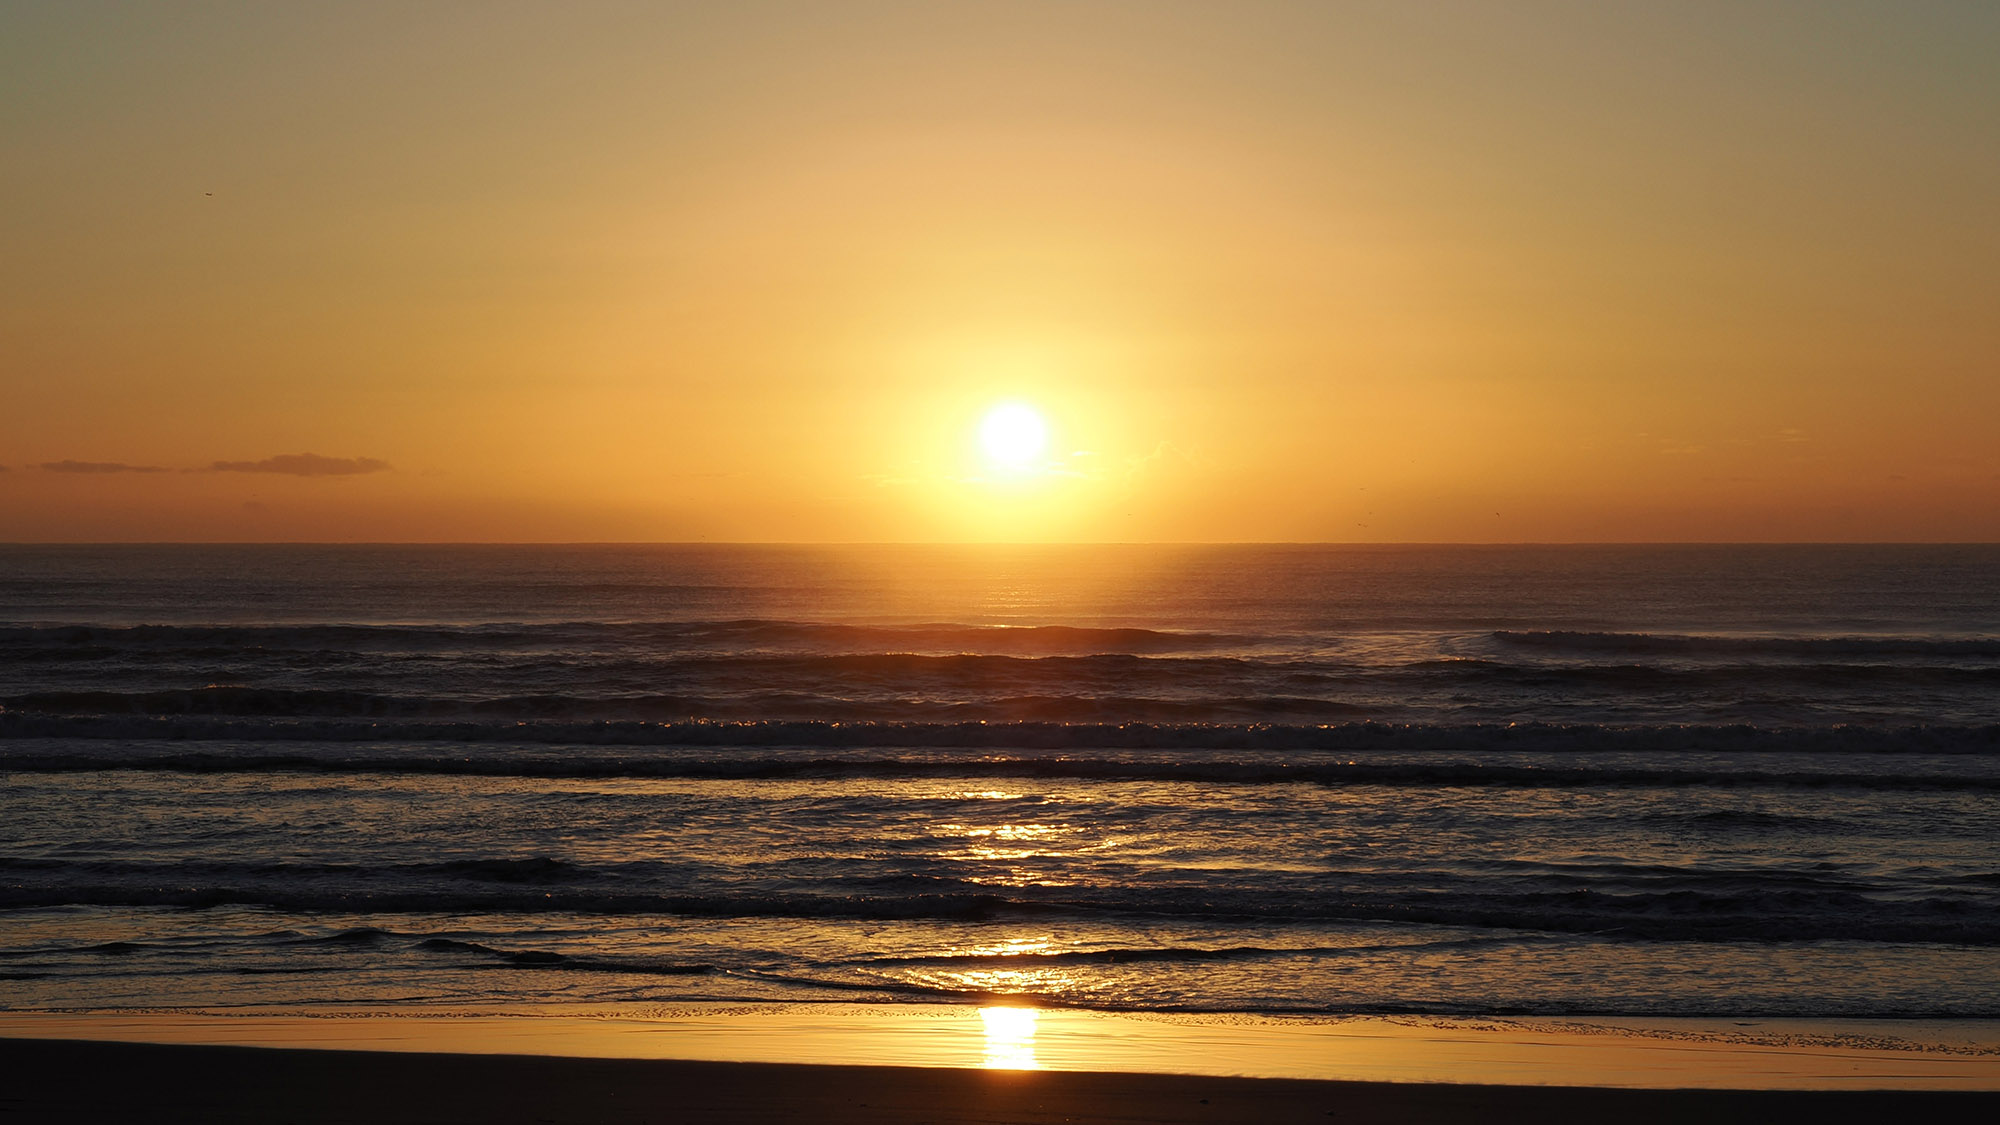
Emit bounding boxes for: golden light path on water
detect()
[925,786,1100,1010]
[979,1006,1039,1070]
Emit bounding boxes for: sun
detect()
[978,403,1049,472]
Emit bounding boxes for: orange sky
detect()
[3,2,1997,542]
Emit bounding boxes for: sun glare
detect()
[978,403,1049,472]
[979,1005,1040,1070]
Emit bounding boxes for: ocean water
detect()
[3,544,1998,1019]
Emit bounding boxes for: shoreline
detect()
[5,1037,1998,1124]
[4,1004,1997,1091]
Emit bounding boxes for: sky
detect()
[3,1,1997,542]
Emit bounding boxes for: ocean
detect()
[3,543,1998,1020]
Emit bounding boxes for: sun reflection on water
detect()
[979,1005,1040,1070]
[931,820,1077,884]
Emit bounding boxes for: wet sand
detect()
[6,1037,1998,1124]
[7,1005,1998,1089]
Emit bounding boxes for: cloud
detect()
[39,460,168,474]
[210,453,391,476]
[1125,441,1202,481]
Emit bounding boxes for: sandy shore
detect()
[5,1037,1998,1124]
[4,1005,1997,1122]
[6,1005,1998,1089]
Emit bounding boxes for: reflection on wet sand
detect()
[980,1006,1038,1070]
[3,1007,1998,1089]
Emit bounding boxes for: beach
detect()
[4,1005,1998,1121]
[9,1009,2000,1124]
[5,544,1999,1117]
[7,1036,2000,1124]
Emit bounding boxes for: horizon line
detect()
[4,540,1998,549]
